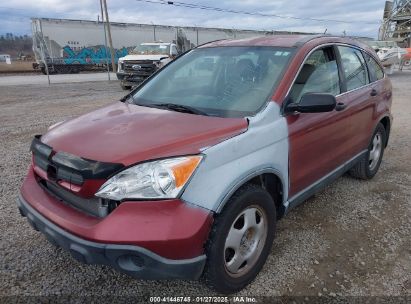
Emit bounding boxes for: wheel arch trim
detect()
[377,114,392,147]
[215,167,286,214]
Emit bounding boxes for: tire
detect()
[203,184,276,294]
[120,83,132,90]
[349,123,387,180]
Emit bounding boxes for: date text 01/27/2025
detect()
[149,296,257,303]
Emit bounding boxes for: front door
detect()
[286,46,352,199]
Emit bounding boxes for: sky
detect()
[0,0,387,38]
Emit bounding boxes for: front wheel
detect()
[203,184,276,294]
[349,123,386,179]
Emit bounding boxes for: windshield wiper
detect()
[150,103,209,116]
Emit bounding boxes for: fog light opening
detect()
[117,254,145,271]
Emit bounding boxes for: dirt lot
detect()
[0,73,410,301]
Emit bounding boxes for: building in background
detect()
[380,0,411,47]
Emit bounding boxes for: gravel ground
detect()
[0,72,116,86]
[0,73,410,302]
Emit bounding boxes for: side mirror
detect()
[286,93,336,114]
[171,49,178,57]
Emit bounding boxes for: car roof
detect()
[199,35,312,48]
[199,35,375,53]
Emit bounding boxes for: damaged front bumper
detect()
[17,166,213,280]
[17,194,207,280]
[116,72,151,86]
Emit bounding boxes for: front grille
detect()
[123,60,157,75]
[40,180,111,218]
[30,136,124,218]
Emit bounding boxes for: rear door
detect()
[363,52,391,121]
[335,45,375,154]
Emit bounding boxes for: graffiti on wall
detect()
[63,45,129,64]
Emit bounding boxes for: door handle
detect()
[370,89,378,97]
[335,102,346,111]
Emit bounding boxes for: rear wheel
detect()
[349,123,386,179]
[203,184,276,294]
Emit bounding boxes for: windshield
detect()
[131,46,294,117]
[132,44,170,55]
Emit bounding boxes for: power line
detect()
[135,0,380,25]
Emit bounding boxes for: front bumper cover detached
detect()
[17,194,206,280]
[116,72,148,86]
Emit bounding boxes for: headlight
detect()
[154,60,162,68]
[118,60,124,72]
[95,156,202,200]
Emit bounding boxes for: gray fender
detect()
[181,102,289,212]
[213,167,286,213]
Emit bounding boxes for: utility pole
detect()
[38,19,50,85]
[102,0,117,72]
[151,22,156,41]
[100,0,111,80]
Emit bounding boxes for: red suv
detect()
[18,35,392,293]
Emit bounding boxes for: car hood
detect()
[41,102,248,166]
[120,54,169,61]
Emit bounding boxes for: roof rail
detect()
[293,34,328,47]
[194,39,228,49]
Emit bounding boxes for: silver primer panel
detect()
[181,102,289,212]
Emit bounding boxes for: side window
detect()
[337,46,369,91]
[290,47,340,103]
[364,53,384,81]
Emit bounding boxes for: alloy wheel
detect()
[369,132,382,171]
[224,205,268,278]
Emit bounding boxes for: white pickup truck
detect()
[117,42,179,90]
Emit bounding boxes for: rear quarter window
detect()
[363,53,385,81]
